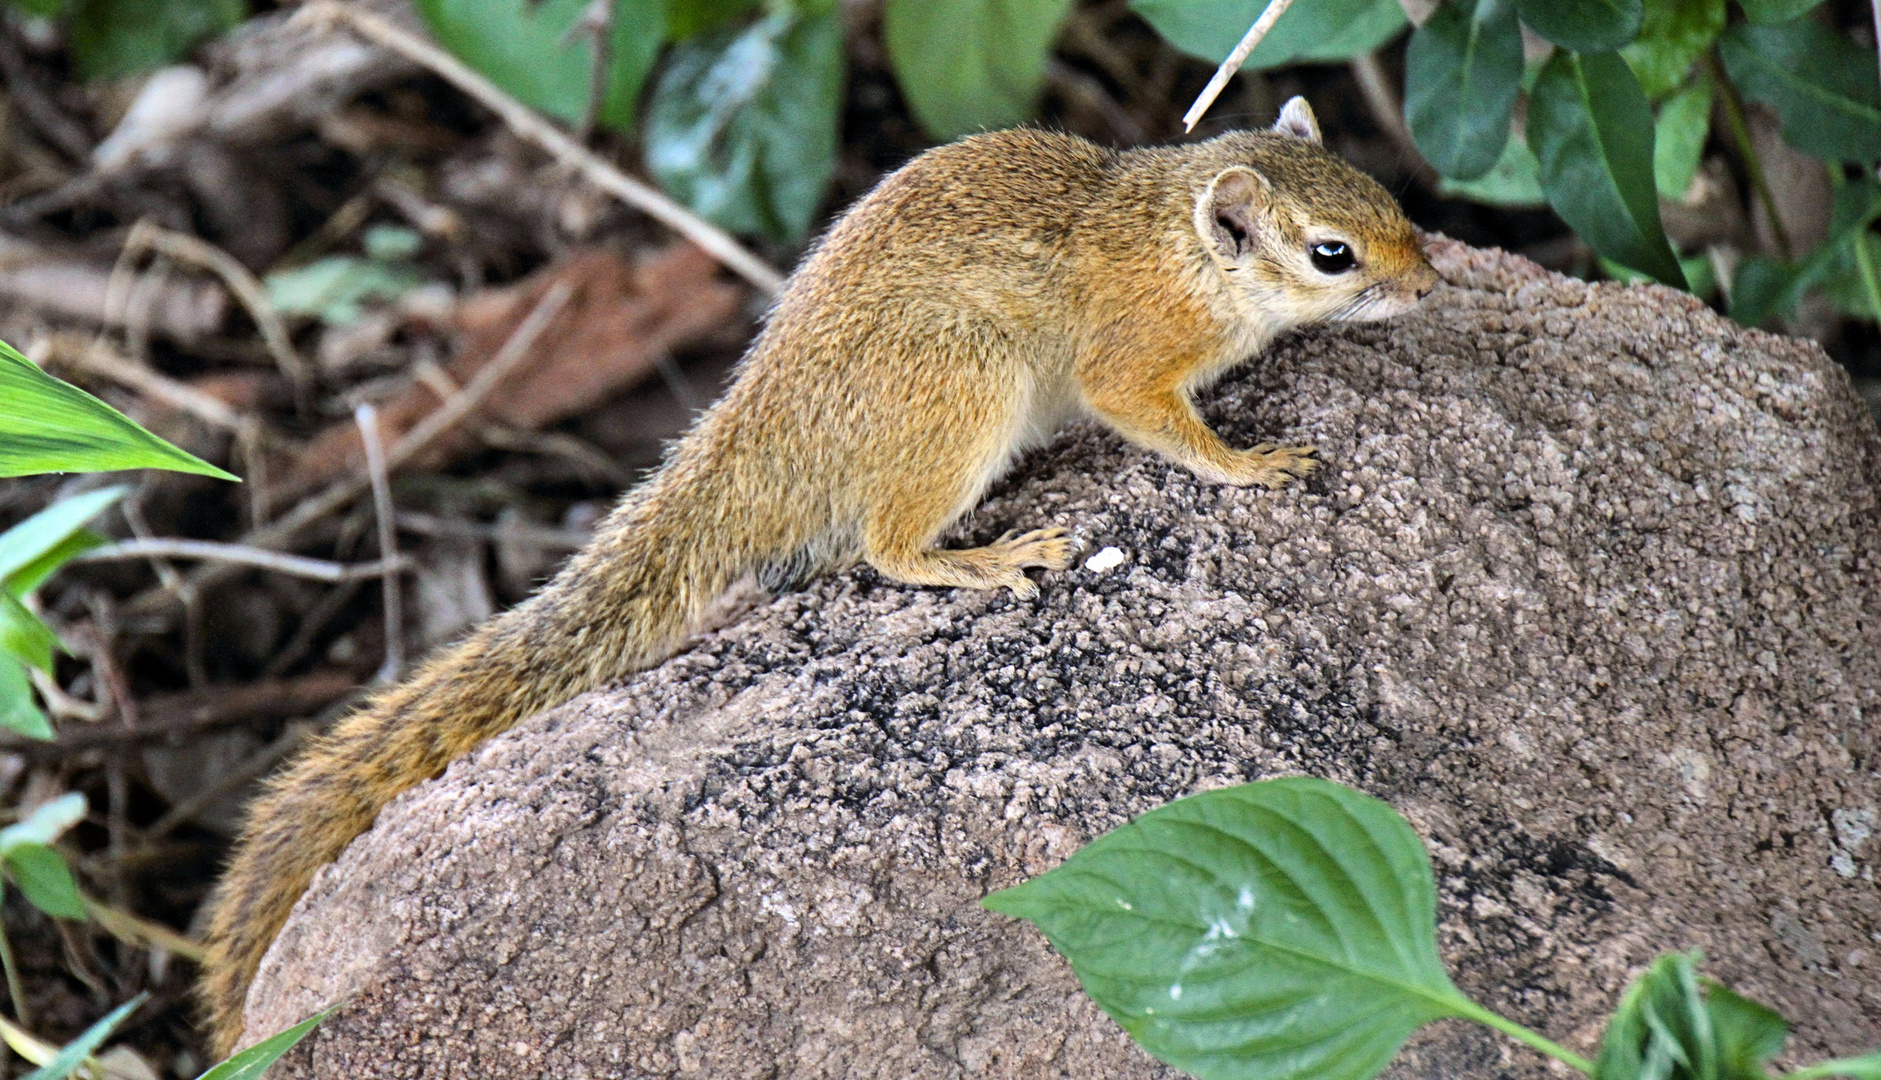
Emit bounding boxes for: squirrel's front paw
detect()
[1219,444,1318,489]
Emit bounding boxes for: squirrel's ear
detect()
[1196,166,1271,262]
[1272,96,1322,143]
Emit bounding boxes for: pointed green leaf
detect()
[0,793,87,851]
[5,843,86,920]
[1736,0,1824,25]
[193,1006,335,1080]
[1406,0,1523,180]
[984,777,1468,1080]
[1529,50,1685,287]
[1703,981,1786,1079]
[0,341,236,480]
[1621,0,1723,100]
[645,10,844,243]
[1513,0,1642,53]
[1653,73,1712,200]
[0,591,58,674]
[21,993,146,1080]
[884,0,1073,139]
[1131,0,1402,70]
[0,486,126,586]
[0,655,53,741]
[414,0,664,133]
[1718,19,1881,163]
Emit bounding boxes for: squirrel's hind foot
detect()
[1223,444,1318,489]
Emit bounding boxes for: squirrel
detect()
[200,96,1439,1052]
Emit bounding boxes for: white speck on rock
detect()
[1084,546,1126,572]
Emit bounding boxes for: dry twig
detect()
[292,1,785,294]
[355,403,404,683]
[76,539,411,582]
[1182,0,1297,132]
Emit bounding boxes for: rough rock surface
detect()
[246,240,1881,1078]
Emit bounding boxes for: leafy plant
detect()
[6,993,329,1080]
[985,777,1881,1080]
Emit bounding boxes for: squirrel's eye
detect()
[1310,241,1356,274]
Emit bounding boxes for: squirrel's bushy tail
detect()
[200,454,779,1053]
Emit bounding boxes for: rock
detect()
[243,240,1881,1077]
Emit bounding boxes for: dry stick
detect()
[294,2,785,294]
[355,403,404,683]
[1182,0,1298,132]
[566,0,617,142]
[123,221,313,408]
[122,495,207,687]
[129,279,574,618]
[75,538,410,583]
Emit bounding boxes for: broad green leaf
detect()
[1513,0,1642,53]
[1405,0,1523,181]
[0,590,57,674]
[0,792,87,850]
[1131,0,1400,70]
[1621,0,1723,100]
[0,341,236,480]
[21,993,146,1080]
[5,843,86,919]
[983,778,1469,1080]
[1439,133,1546,206]
[1736,0,1824,24]
[1591,952,1710,1080]
[645,10,844,243]
[264,257,422,327]
[1653,73,1712,200]
[1529,50,1685,287]
[66,0,244,79]
[194,1006,336,1080]
[1731,180,1881,326]
[1704,981,1786,1079]
[415,0,664,132]
[667,0,760,39]
[0,486,126,586]
[0,656,53,740]
[1718,20,1881,163]
[884,0,1073,139]
[1289,0,1407,63]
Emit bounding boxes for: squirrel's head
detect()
[1193,99,1439,327]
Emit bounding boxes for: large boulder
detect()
[244,240,1881,1078]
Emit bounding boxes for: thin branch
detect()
[74,538,411,582]
[1183,0,1297,133]
[356,403,404,683]
[122,221,312,408]
[294,1,786,294]
[566,0,616,142]
[1707,51,1792,260]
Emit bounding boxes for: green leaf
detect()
[1718,19,1881,164]
[1600,253,1716,299]
[5,843,86,920]
[645,10,845,243]
[415,0,665,132]
[1621,0,1723,100]
[1289,0,1407,63]
[264,257,422,327]
[193,1006,335,1080]
[0,486,125,587]
[1513,0,1642,53]
[1405,0,1523,181]
[21,993,146,1080]
[0,656,53,741]
[1131,0,1403,70]
[7,0,71,17]
[1736,0,1824,24]
[66,0,244,80]
[666,0,760,39]
[1704,981,1786,1079]
[0,591,58,674]
[1439,133,1547,206]
[1787,1053,1881,1080]
[1823,233,1881,321]
[983,777,1469,1080]
[884,0,1073,139]
[1731,180,1881,327]
[6,530,106,599]
[1528,50,1686,287]
[1653,72,1712,200]
[0,340,237,480]
[0,792,87,850]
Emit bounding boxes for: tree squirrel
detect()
[201,97,1439,1050]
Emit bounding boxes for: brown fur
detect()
[201,103,1438,1052]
